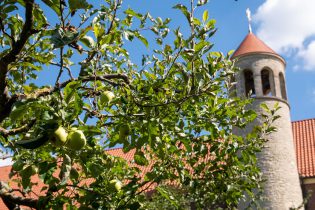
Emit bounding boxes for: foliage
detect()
[0,0,279,209]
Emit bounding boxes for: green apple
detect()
[52,126,68,146]
[66,128,86,150]
[100,91,115,104]
[109,179,122,191]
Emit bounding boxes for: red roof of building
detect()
[232,32,278,58]
[292,118,315,178]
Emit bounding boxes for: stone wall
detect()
[235,53,304,209]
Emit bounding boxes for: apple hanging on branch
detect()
[52,126,68,146]
[66,128,87,150]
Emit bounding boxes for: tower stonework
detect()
[233,33,304,209]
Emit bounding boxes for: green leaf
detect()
[134,31,148,48]
[93,23,105,41]
[3,5,18,14]
[33,6,47,28]
[124,8,143,19]
[10,101,28,121]
[87,162,103,177]
[70,167,79,180]
[41,0,60,16]
[156,187,179,208]
[207,19,216,29]
[134,151,149,166]
[50,28,80,48]
[20,166,34,188]
[68,0,91,12]
[80,35,95,48]
[227,49,235,57]
[203,10,209,22]
[12,160,25,171]
[59,154,71,185]
[197,0,209,6]
[15,134,49,149]
[193,18,201,26]
[173,4,190,24]
[260,103,270,113]
[64,80,82,104]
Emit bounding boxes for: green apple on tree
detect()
[109,179,122,192]
[66,128,86,150]
[99,90,115,105]
[52,126,68,146]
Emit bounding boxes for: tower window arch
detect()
[261,69,275,96]
[243,70,255,97]
[279,72,287,100]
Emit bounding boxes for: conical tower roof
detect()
[232,32,279,58]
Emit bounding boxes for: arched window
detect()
[244,70,255,97]
[279,72,287,100]
[261,69,273,96]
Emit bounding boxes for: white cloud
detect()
[298,41,315,70]
[254,0,315,70]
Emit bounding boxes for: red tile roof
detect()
[1,118,315,209]
[292,118,315,178]
[232,32,278,58]
[0,165,44,210]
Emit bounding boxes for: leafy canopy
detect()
[0,0,278,209]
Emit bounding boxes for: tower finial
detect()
[246,8,252,33]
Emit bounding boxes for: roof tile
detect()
[292,118,315,178]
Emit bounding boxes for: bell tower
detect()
[232,32,304,209]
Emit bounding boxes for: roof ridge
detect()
[292,117,315,124]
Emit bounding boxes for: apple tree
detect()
[0,0,278,209]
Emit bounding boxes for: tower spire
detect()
[246,8,252,33]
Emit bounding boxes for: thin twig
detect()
[50,62,73,80]
[106,0,118,35]
[55,47,64,86]
[0,17,15,44]
[0,120,35,137]
[162,46,183,81]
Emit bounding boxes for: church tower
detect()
[232,32,304,209]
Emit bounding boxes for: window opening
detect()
[279,72,287,100]
[261,69,272,96]
[244,70,255,97]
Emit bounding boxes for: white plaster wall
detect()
[251,99,304,210]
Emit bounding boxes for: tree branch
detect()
[0,120,35,137]
[0,0,36,124]
[0,181,38,209]
[1,0,36,64]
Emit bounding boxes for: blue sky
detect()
[35,0,315,121]
[124,0,315,121]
